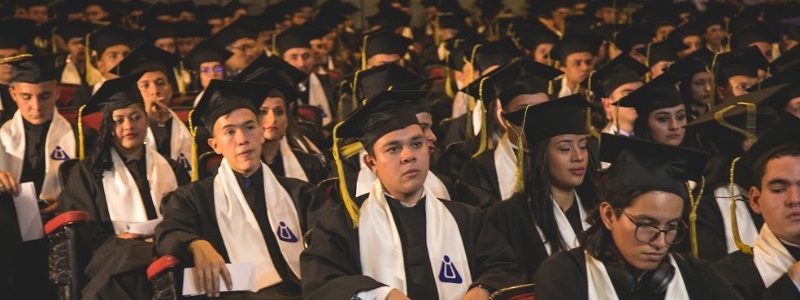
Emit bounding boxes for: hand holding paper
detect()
[14,182,44,241]
[182,263,255,296]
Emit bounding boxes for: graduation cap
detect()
[319,0,359,15]
[551,35,595,64]
[88,26,141,57]
[235,68,300,105]
[637,41,682,67]
[613,25,652,54]
[145,21,177,41]
[210,21,257,48]
[600,132,710,198]
[730,23,778,51]
[504,94,592,147]
[274,25,311,54]
[182,39,233,72]
[444,37,479,70]
[515,19,559,52]
[470,58,563,107]
[110,44,180,82]
[769,45,800,74]
[192,79,271,133]
[715,46,770,84]
[473,38,522,73]
[234,54,307,86]
[581,54,648,99]
[55,21,94,42]
[667,22,703,45]
[617,72,683,118]
[667,47,714,79]
[780,18,800,41]
[367,7,411,30]
[174,21,211,39]
[337,90,424,152]
[195,5,227,22]
[436,11,469,31]
[362,30,413,63]
[6,54,59,83]
[739,112,800,184]
[344,62,421,102]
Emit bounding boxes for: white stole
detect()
[585,251,689,300]
[213,159,304,291]
[103,146,177,234]
[192,90,205,108]
[714,185,759,254]
[494,134,518,200]
[753,224,796,288]
[60,62,82,85]
[451,90,469,119]
[308,73,333,126]
[355,150,450,200]
[278,137,308,182]
[535,192,590,255]
[145,109,193,172]
[471,99,483,137]
[0,110,76,200]
[91,77,106,95]
[359,181,471,299]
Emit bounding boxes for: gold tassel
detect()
[511,106,531,194]
[340,142,363,159]
[85,33,93,85]
[472,77,490,158]
[360,34,369,70]
[188,109,199,181]
[351,69,363,111]
[179,61,187,102]
[714,103,757,148]
[728,157,753,254]
[547,80,553,95]
[332,122,360,227]
[51,26,58,54]
[687,176,706,259]
[644,43,653,83]
[77,105,86,160]
[708,52,721,107]
[586,108,600,139]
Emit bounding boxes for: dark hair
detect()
[523,136,601,253]
[753,146,800,189]
[90,102,147,181]
[580,190,649,259]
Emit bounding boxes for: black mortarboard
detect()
[7,54,59,83]
[781,18,800,41]
[436,11,468,31]
[55,21,94,42]
[193,79,269,132]
[111,44,180,80]
[637,41,681,66]
[344,63,421,101]
[444,37,479,70]
[174,21,211,39]
[617,72,683,118]
[769,45,800,74]
[363,30,413,60]
[731,23,779,51]
[88,26,140,57]
[183,39,233,72]
[667,47,714,79]
[145,21,177,41]
[338,90,423,152]
[515,19,559,51]
[600,133,711,198]
[234,54,307,86]
[748,61,800,112]
[715,46,769,82]
[233,68,299,104]
[581,54,648,98]
[667,22,703,45]
[195,5,226,22]
[551,35,594,63]
[0,18,39,49]
[274,25,311,54]
[739,112,800,179]
[237,15,274,33]
[319,0,359,15]
[465,58,562,106]
[504,94,592,146]
[210,21,256,48]
[367,8,411,30]
[85,72,146,116]
[613,25,652,54]
[473,38,522,73]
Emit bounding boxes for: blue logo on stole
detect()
[177,153,191,171]
[438,255,463,284]
[50,146,70,160]
[276,221,298,243]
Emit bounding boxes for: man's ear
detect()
[749,186,762,214]
[599,202,615,230]
[208,137,221,155]
[364,153,376,172]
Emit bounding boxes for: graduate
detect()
[54,20,96,86]
[274,25,338,128]
[301,89,523,300]
[361,29,414,69]
[183,39,232,107]
[667,48,714,120]
[617,73,688,146]
[154,79,331,299]
[113,44,194,172]
[88,26,142,95]
[208,20,258,78]
[455,58,563,208]
[712,113,800,299]
[57,73,190,299]
[551,36,596,98]
[636,41,680,80]
[581,54,648,136]
[690,86,788,261]
[0,53,96,299]
[533,134,743,300]
[486,95,601,280]
[714,46,769,102]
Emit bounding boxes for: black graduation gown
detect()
[149,120,173,158]
[300,194,525,300]
[264,148,329,185]
[0,84,17,124]
[57,153,190,300]
[441,114,468,147]
[533,248,745,300]
[695,191,764,262]
[454,149,502,209]
[300,73,339,127]
[435,139,479,183]
[486,195,592,281]
[713,250,800,300]
[154,172,333,298]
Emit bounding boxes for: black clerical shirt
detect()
[385,195,438,299]
[21,118,50,194]
[119,151,158,220]
[149,120,172,157]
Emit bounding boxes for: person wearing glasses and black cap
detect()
[533,134,743,299]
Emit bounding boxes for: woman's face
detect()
[547,134,588,189]
[602,191,684,271]
[533,43,554,65]
[112,104,148,151]
[648,104,687,146]
[690,72,712,105]
[259,96,288,142]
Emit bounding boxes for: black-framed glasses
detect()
[621,212,686,245]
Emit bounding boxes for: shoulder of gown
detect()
[533,248,588,300]
[454,149,500,208]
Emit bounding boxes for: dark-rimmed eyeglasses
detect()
[621,211,686,245]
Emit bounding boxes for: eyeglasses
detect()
[201,66,225,74]
[621,211,686,245]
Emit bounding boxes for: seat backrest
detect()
[489,283,535,300]
[316,177,339,198]
[58,159,80,190]
[198,151,222,179]
[58,84,79,107]
[171,106,192,126]
[296,105,323,128]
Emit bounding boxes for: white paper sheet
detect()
[126,219,160,236]
[13,182,44,241]
[182,263,256,296]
